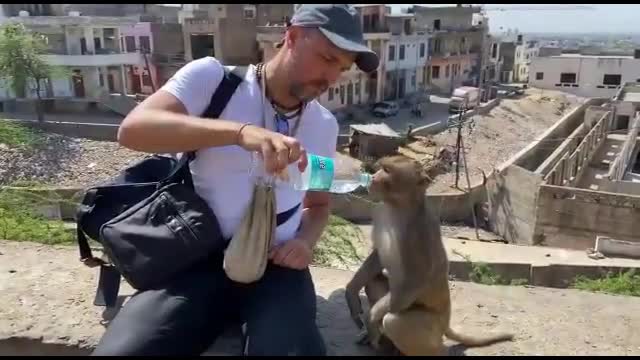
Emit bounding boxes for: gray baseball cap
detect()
[278,4,380,73]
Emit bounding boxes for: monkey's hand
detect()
[369,293,391,324]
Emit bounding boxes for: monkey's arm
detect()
[345,251,383,328]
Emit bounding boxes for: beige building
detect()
[180,4,293,65]
[412,5,485,95]
[0,15,144,100]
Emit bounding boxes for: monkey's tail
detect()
[444,327,514,347]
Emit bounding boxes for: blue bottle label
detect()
[308,154,334,191]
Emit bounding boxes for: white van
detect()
[449,86,480,114]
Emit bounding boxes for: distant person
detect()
[91,4,379,357]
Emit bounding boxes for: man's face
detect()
[284,27,357,103]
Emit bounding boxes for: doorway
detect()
[72,70,85,97]
[347,83,354,105]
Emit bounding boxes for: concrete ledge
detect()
[3,240,640,356]
[3,118,120,142]
[0,186,85,221]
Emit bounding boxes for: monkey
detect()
[345,155,514,356]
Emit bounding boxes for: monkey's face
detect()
[370,156,429,204]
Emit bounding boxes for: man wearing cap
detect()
[92,4,379,356]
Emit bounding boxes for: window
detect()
[139,36,151,53]
[452,63,458,77]
[536,72,544,80]
[419,43,425,58]
[328,87,334,101]
[355,82,360,96]
[433,19,441,30]
[125,36,136,52]
[445,64,450,78]
[340,85,345,104]
[411,74,416,87]
[99,73,104,87]
[434,39,442,54]
[388,45,395,61]
[432,66,440,79]
[243,5,256,19]
[491,43,498,58]
[399,45,405,60]
[603,74,622,86]
[560,73,577,83]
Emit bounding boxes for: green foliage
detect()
[0,23,69,121]
[456,251,529,286]
[573,270,640,297]
[0,187,74,245]
[313,215,367,269]
[0,119,45,148]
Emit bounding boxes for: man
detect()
[92,4,379,356]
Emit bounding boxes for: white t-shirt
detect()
[160,57,338,244]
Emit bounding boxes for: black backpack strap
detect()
[83,64,248,309]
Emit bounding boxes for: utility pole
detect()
[453,98,467,188]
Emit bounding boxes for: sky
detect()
[390,4,640,34]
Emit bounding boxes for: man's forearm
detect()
[118,108,243,153]
[297,205,330,249]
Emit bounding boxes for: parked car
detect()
[371,101,399,118]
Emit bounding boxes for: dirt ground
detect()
[410,88,585,194]
[1,240,639,356]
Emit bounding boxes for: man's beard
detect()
[290,81,328,103]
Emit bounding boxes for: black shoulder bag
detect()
[76,66,300,308]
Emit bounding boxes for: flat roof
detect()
[350,123,400,138]
[554,54,635,59]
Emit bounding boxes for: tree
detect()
[0,23,67,122]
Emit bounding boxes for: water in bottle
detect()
[251,152,371,194]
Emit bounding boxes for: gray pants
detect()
[91,255,326,356]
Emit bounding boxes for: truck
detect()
[448,86,480,114]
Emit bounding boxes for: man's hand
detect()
[268,238,313,270]
[237,124,308,175]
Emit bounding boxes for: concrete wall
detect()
[533,184,640,250]
[331,180,487,225]
[529,56,640,98]
[512,98,606,172]
[6,118,119,141]
[487,164,543,245]
[386,35,429,71]
[427,54,476,94]
[319,74,369,111]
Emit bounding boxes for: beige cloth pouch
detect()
[223,180,276,283]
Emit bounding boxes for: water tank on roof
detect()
[18,10,30,17]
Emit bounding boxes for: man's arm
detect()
[297,191,331,249]
[117,90,306,174]
[269,191,331,270]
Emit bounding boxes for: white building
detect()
[0,15,145,101]
[529,54,640,98]
[384,14,430,100]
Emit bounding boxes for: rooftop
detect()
[350,123,401,138]
[1,15,140,26]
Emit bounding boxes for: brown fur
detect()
[345,155,514,356]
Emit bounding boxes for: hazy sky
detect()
[390,4,640,34]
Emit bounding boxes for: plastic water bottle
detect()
[250,152,371,193]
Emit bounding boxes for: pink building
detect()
[119,22,158,95]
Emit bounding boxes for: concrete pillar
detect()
[83,67,101,98]
[84,27,95,54]
[120,65,128,95]
[114,28,122,53]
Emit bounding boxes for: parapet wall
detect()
[532,184,640,250]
